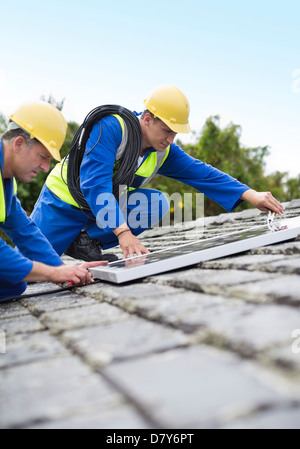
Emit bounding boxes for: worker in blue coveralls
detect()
[31,86,285,262]
[0,101,106,299]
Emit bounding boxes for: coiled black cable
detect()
[63,105,142,211]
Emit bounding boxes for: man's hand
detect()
[24,261,108,286]
[50,261,108,286]
[117,230,149,259]
[241,189,285,214]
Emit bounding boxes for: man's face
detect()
[145,115,177,152]
[14,138,52,183]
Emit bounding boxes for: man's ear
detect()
[13,136,26,154]
[143,112,153,127]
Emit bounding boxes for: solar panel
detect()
[89,216,300,284]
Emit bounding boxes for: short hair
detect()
[2,123,39,148]
[140,110,161,123]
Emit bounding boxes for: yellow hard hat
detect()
[144,85,191,134]
[9,101,68,161]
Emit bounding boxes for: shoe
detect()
[65,231,119,262]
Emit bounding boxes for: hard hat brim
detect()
[49,149,62,162]
[159,117,191,134]
[37,137,62,162]
[44,145,62,162]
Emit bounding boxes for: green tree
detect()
[184,115,272,215]
[285,175,300,201]
[0,112,7,134]
[40,94,65,112]
[148,115,297,216]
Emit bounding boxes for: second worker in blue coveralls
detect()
[31,86,285,261]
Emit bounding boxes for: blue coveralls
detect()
[31,115,250,256]
[0,141,63,299]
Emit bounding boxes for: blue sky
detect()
[0,0,299,177]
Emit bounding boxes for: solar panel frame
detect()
[89,217,300,284]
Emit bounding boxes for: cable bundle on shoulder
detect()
[63,105,142,211]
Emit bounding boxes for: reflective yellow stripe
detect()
[46,161,80,207]
[111,114,125,134]
[0,174,6,223]
[135,153,157,178]
[13,179,17,195]
[0,175,17,223]
[135,147,170,178]
[161,147,170,166]
[133,146,171,188]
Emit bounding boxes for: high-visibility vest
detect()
[46,114,171,208]
[0,163,6,224]
[0,161,17,224]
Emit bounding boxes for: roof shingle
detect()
[1,200,300,429]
